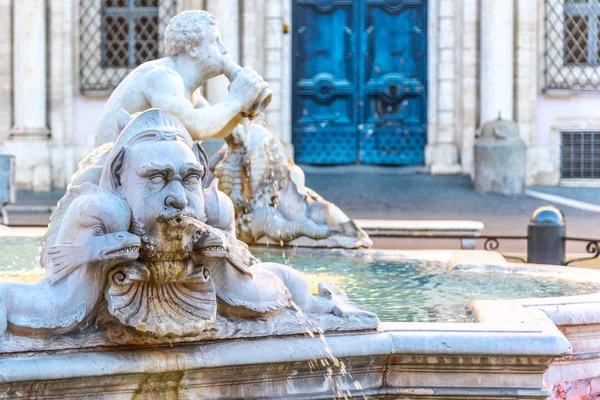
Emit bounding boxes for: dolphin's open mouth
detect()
[199,245,225,252]
[106,245,140,256]
[104,242,140,260]
[196,244,226,257]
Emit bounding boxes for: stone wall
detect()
[541,311,600,399]
[0,0,598,190]
[49,0,75,190]
[0,0,11,150]
[426,0,462,175]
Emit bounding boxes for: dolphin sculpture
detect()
[0,183,140,337]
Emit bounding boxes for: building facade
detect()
[0,0,598,191]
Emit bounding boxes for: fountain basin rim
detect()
[473,291,600,326]
[255,245,600,284]
[0,304,570,384]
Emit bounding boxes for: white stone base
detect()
[473,293,600,400]
[0,306,379,354]
[0,311,569,399]
[426,144,462,175]
[2,138,52,191]
[0,258,580,399]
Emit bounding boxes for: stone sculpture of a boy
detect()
[93,10,268,147]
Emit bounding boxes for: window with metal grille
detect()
[561,131,600,179]
[545,0,600,90]
[79,0,177,92]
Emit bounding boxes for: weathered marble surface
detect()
[0,307,570,399]
[0,305,378,354]
[0,184,139,337]
[474,118,526,195]
[472,293,600,400]
[93,10,268,147]
[211,117,372,249]
[0,107,377,343]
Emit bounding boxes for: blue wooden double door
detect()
[292,0,427,165]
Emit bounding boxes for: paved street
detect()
[7,169,600,258]
[303,168,600,256]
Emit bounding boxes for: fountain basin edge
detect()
[1,235,599,398]
[0,302,572,399]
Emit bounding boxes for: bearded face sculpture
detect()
[99,109,219,337]
[116,140,206,282]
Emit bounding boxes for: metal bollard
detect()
[527,206,566,265]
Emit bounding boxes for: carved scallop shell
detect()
[105,265,216,337]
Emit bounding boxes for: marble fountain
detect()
[0,10,599,400]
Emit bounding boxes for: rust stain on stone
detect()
[133,371,184,400]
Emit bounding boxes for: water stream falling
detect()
[291,299,366,400]
[183,204,364,398]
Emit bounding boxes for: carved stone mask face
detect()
[119,139,207,255]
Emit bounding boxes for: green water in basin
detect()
[1,237,599,323]
[256,251,600,323]
[0,237,45,281]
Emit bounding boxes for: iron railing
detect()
[368,232,600,266]
[561,131,600,179]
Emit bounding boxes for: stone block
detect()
[438,19,455,48]
[565,379,592,397]
[264,18,283,49]
[474,140,527,195]
[2,136,52,191]
[439,0,455,18]
[438,82,455,109]
[266,80,282,106]
[591,377,600,394]
[439,84,455,110]
[0,154,15,205]
[265,48,282,65]
[264,0,283,18]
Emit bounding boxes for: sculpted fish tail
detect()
[47,244,89,284]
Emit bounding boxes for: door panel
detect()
[292,0,427,165]
[293,0,358,164]
[360,0,427,164]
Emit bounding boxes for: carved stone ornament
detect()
[0,9,378,347]
[0,183,139,337]
[211,116,373,249]
[0,109,378,346]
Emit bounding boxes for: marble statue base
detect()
[0,309,569,399]
[0,305,378,354]
[257,234,373,249]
